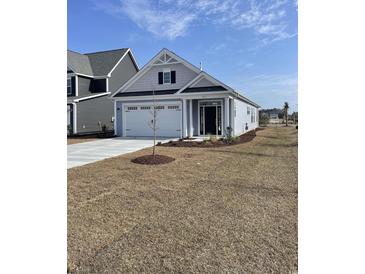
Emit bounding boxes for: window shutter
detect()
[158,72,163,84]
[171,71,176,83]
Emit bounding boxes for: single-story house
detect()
[67,48,139,135]
[110,48,260,138]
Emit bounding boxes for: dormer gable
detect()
[111,48,202,96]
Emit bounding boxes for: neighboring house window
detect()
[67,77,72,95]
[158,70,176,84]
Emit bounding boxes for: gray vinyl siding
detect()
[192,78,215,88]
[126,63,198,92]
[76,95,114,134]
[109,53,138,93]
[77,76,93,97]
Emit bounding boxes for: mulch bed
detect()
[131,154,175,165]
[68,131,115,139]
[158,129,260,148]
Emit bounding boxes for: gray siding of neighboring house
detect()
[77,76,108,96]
[76,95,114,134]
[77,76,93,97]
[109,53,139,93]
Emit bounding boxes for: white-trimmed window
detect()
[247,106,250,115]
[67,77,72,95]
[140,106,151,110]
[163,69,171,84]
[168,105,179,110]
[158,69,176,85]
[127,106,138,111]
[154,106,164,110]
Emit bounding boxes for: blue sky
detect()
[68,0,298,112]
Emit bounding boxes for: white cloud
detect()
[240,74,298,87]
[96,0,296,43]
[230,73,298,110]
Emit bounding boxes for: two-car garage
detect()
[122,101,182,137]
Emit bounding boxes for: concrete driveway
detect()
[67,137,174,169]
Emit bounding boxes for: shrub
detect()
[67,125,73,136]
[101,124,108,133]
[223,127,239,144]
[259,115,269,126]
[208,135,218,142]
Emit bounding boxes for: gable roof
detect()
[67,50,93,76]
[110,48,201,97]
[110,48,260,108]
[67,48,138,77]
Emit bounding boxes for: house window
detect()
[247,106,250,115]
[127,106,138,111]
[140,106,151,110]
[158,70,176,84]
[163,71,171,84]
[67,77,72,95]
[154,106,164,110]
[168,105,179,110]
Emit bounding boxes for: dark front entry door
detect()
[204,106,217,135]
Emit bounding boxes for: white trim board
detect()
[73,92,111,102]
[108,48,139,76]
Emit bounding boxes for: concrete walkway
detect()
[67,137,174,169]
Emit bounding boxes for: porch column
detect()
[224,97,230,136]
[230,98,235,135]
[189,99,193,137]
[183,99,188,138]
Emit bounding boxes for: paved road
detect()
[67,137,174,169]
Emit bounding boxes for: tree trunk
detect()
[285,110,288,126]
[153,114,156,160]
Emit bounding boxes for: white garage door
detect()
[124,102,182,137]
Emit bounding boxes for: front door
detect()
[204,106,217,135]
[199,101,222,135]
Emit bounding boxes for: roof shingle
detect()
[67,48,129,77]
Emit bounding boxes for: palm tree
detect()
[283,102,289,126]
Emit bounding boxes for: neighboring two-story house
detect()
[67,48,139,135]
[110,48,260,138]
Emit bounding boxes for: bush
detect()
[67,125,73,136]
[259,116,269,126]
[223,127,239,144]
[208,135,218,142]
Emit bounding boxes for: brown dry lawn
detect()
[67,137,98,145]
[68,126,298,273]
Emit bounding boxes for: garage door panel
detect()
[124,103,181,137]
